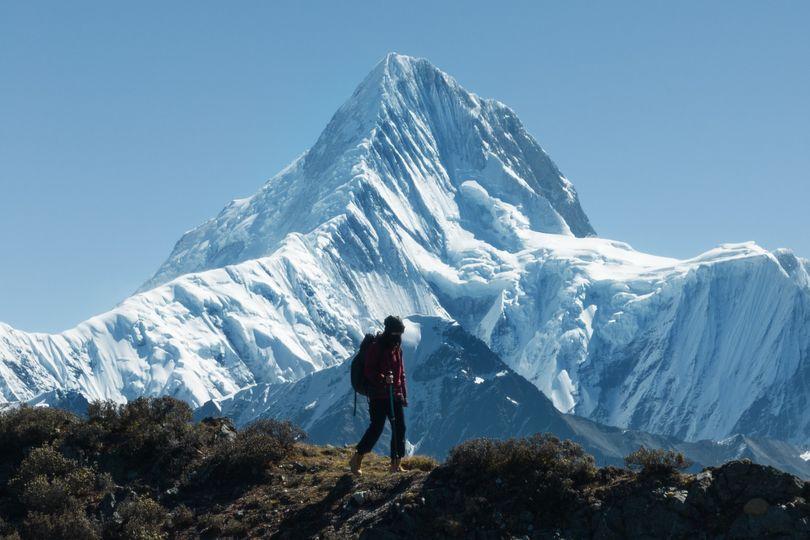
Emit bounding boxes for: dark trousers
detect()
[356,397,406,459]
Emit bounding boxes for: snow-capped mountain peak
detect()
[140,53,594,292]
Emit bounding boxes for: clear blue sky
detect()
[1,1,808,332]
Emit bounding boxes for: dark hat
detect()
[383,315,405,333]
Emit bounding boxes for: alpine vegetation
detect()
[0,402,808,538]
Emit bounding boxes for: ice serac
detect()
[140,52,594,291]
[490,242,810,445]
[1,53,809,450]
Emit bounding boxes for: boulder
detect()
[711,460,804,505]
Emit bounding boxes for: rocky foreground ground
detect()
[191,444,810,539]
[0,397,808,539]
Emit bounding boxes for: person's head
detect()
[381,315,405,346]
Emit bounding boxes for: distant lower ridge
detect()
[0,397,808,539]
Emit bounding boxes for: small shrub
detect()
[192,419,305,487]
[624,446,692,475]
[595,465,628,484]
[67,397,204,487]
[11,444,76,482]
[111,495,167,540]
[445,434,597,523]
[240,418,306,459]
[86,400,120,423]
[65,401,120,455]
[9,446,96,513]
[197,416,238,445]
[15,476,75,514]
[401,455,438,472]
[167,504,194,530]
[22,509,100,540]
[0,406,78,468]
[447,433,597,486]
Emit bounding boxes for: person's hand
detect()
[385,372,394,385]
[402,398,408,407]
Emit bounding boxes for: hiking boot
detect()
[389,458,405,473]
[349,452,364,476]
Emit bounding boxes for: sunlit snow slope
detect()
[1,54,808,447]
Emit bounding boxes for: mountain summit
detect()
[140,53,594,291]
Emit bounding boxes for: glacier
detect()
[1,53,808,449]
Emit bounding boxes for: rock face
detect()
[1,53,809,452]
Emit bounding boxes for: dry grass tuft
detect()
[401,455,438,472]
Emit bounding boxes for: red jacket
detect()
[363,338,407,402]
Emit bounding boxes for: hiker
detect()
[349,315,408,475]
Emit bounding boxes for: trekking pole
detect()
[388,377,397,458]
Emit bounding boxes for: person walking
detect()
[349,315,408,475]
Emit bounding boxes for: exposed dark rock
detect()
[357,459,810,539]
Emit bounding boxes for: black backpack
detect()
[350,333,377,414]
